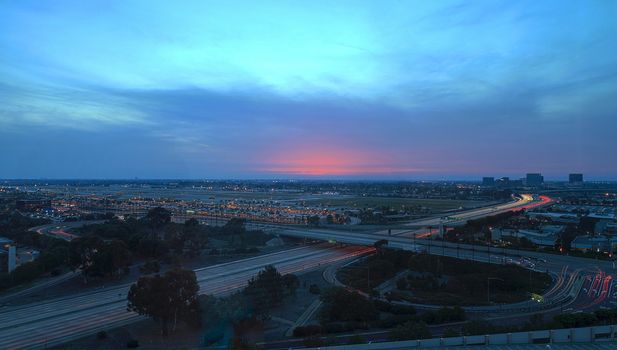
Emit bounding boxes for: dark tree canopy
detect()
[127,268,200,335]
[145,207,172,230]
[318,287,378,324]
[243,265,298,319]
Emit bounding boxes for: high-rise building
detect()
[482,177,495,186]
[569,173,583,185]
[496,177,510,188]
[526,173,544,187]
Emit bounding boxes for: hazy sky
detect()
[1,0,616,180]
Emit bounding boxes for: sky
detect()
[1,0,616,180]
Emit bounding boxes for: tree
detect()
[145,207,171,233]
[69,236,104,283]
[243,265,285,319]
[282,274,300,296]
[347,334,367,345]
[90,240,131,277]
[223,218,247,246]
[38,245,69,272]
[307,215,320,226]
[443,328,459,338]
[374,239,388,258]
[318,287,378,324]
[127,268,200,335]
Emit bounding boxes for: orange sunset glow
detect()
[259,146,421,176]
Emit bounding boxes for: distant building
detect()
[526,173,544,187]
[569,173,583,185]
[527,211,580,224]
[482,177,495,186]
[510,179,524,187]
[496,177,510,188]
[490,228,557,247]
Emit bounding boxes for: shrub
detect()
[389,304,416,315]
[323,323,345,333]
[347,334,367,345]
[309,284,321,294]
[378,314,418,328]
[396,277,408,290]
[443,328,460,337]
[293,325,323,337]
[389,321,431,341]
[126,339,139,348]
[374,299,392,312]
[303,336,325,348]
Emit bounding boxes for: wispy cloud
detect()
[1,0,616,178]
[0,80,150,131]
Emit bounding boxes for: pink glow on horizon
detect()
[258,145,424,176]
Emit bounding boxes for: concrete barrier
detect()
[304,324,617,350]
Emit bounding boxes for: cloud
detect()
[0,80,150,131]
[1,0,616,178]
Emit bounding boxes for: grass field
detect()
[306,197,494,212]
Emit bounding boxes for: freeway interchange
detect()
[1,193,612,349]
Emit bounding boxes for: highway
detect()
[373,194,552,237]
[269,192,614,315]
[28,221,105,241]
[7,193,610,349]
[0,244,373,350]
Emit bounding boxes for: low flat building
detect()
[491,228,557,247]
[570,236,617,253]
[527,211,580,224]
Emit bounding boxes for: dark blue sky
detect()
[1,1,616,180]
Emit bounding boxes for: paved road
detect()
[0,244,374,350]
[274,219,615,314]
[374,194,551,237]
[28,220,104,241]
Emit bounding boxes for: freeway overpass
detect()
[374,194,552,237]
[265,192,614,315]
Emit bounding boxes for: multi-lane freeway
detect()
[273,221,616,317]
[374,194,552,237]
[4,193,610,349]
[0,244,373,350]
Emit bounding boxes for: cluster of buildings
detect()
[16,191,347,226]
[491,191,617,254]
[481,173,584,188]
[491,225,564,248]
